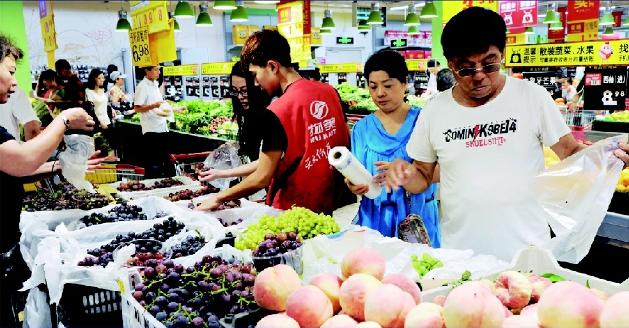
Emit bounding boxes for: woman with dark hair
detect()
[198,61,271,183]
[105,64,118,91]
[345,49,440,244]
[85,69,115,130]
[33,69,66,117]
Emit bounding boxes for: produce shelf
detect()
[597,211,629,244]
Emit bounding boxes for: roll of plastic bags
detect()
[328,146,382,199]
[531,135,628,264]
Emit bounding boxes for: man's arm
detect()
[213,151,281,202]
[385,158,436,194]
[134,102,161,113]
[23,120,41,141]
[550,133,587,160]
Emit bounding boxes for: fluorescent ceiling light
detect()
[414,3,425,7]
[389,6,407,11]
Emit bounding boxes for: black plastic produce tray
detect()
[608,192,629,216]
[592,120,629,133]
[54,283,122,328]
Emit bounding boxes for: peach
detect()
[253,264,302,311]
[600,291,629,328]
[519,304,539,323]
[433,295,447,307]
[527,275,552,303]
[443,283,505,328]
[339,273,382,322]
[321,314,358,328]
[480,279,497,294]
[356,322,382,328]
[256,314,300,328]
[503,306,513,317]
[382,274,422,304]
[591,288,610,301]
[404,303,445,328]
[285,285,334,328]
[537,281,604,328]
[364,284,415,328]
[310,272,344,313]
[495,271,532,309]
[501,315,539,328]
[341,247,386,280]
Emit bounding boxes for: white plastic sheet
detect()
[23,287,52,328]
[532,135,628,264]
[204,141,242,191]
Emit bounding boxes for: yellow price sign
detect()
[443,0,498,22]
[406,59,428,71]
[128,26,152,67]
[130,1,169,34]
[311,27,322,45]
[40,14,57,52]
[202,62,235,75]
[163,64,199,77]
[505,39,629,67]
[318,63,363,74]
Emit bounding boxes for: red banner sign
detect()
[278,6,291,24]
[302,0,310,35]
[612,11,623,28]
[499,1,537,28]
[567,0,600,22]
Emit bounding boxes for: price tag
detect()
[163,64,199,77]
[40,14,58,52]
[130,1,169,34]
[406,59,428,72]
[128,26,152,67]
[201,62,235,75]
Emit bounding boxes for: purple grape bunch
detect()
[133,254,258,327]
[252,232,302,257]
[80,202,148,227]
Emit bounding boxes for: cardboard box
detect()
[247,25,260,36]
[425,31,433,48]
[232,25,249,45]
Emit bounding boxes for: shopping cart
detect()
[170,151,212,181]
[561,110,597,131]
[84,164,145,184]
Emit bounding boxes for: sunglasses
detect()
[454,63,502,78]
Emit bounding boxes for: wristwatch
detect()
[57,115,71,131]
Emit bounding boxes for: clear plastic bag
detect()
[531,135,628,264]
[59,134,96,193]
[204,141,242,191]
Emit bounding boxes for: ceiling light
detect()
[196,3,213,26]
[624,15,629,26]
[600,12,615,26]
[549,21,563,30]
[253,0,280,3]
[404,5,420,26]
[321,28,332,34]
[358,19,371,31]
[169,12,180,32]
[603,26,614,35]
[116,10,131,32]
[525,27,535,34]
[322,10,335,30]
[213,1,237,11]
[408,25,421,35]
[367,3,384,25]
[230,2,248,22]
[543,10,560,24]
[420,1,438,19]
[174,1,194,18]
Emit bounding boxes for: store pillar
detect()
[0,0,32,92]
[430,1,444,65]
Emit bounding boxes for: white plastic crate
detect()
[113,176,202,200]
[563,111,596,128]
[421,245,629,302]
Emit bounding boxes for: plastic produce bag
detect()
[23,287,52,328]
[204,141,242,191]
[59,134,95,193]
[531,135,628,264]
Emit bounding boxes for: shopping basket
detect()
[85,164,145,184]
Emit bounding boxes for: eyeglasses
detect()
[454,63,502,78]
[230,89,248,97]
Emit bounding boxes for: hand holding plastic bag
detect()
[59,134,96,193]
[204,141,242,191]
[531,135,628,264]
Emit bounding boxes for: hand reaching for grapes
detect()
[194,196,221,212]
[198,168,226,182]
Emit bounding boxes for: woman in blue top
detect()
[346,50,441,247]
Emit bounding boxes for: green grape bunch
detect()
[411,253,444,279]
[235,206,341,251]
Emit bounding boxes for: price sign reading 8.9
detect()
[128,26,152,66]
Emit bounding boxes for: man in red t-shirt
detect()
[196,30,353,215]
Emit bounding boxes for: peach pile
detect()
[254,253,628,328]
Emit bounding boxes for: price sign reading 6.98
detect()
[128,26,153,66]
